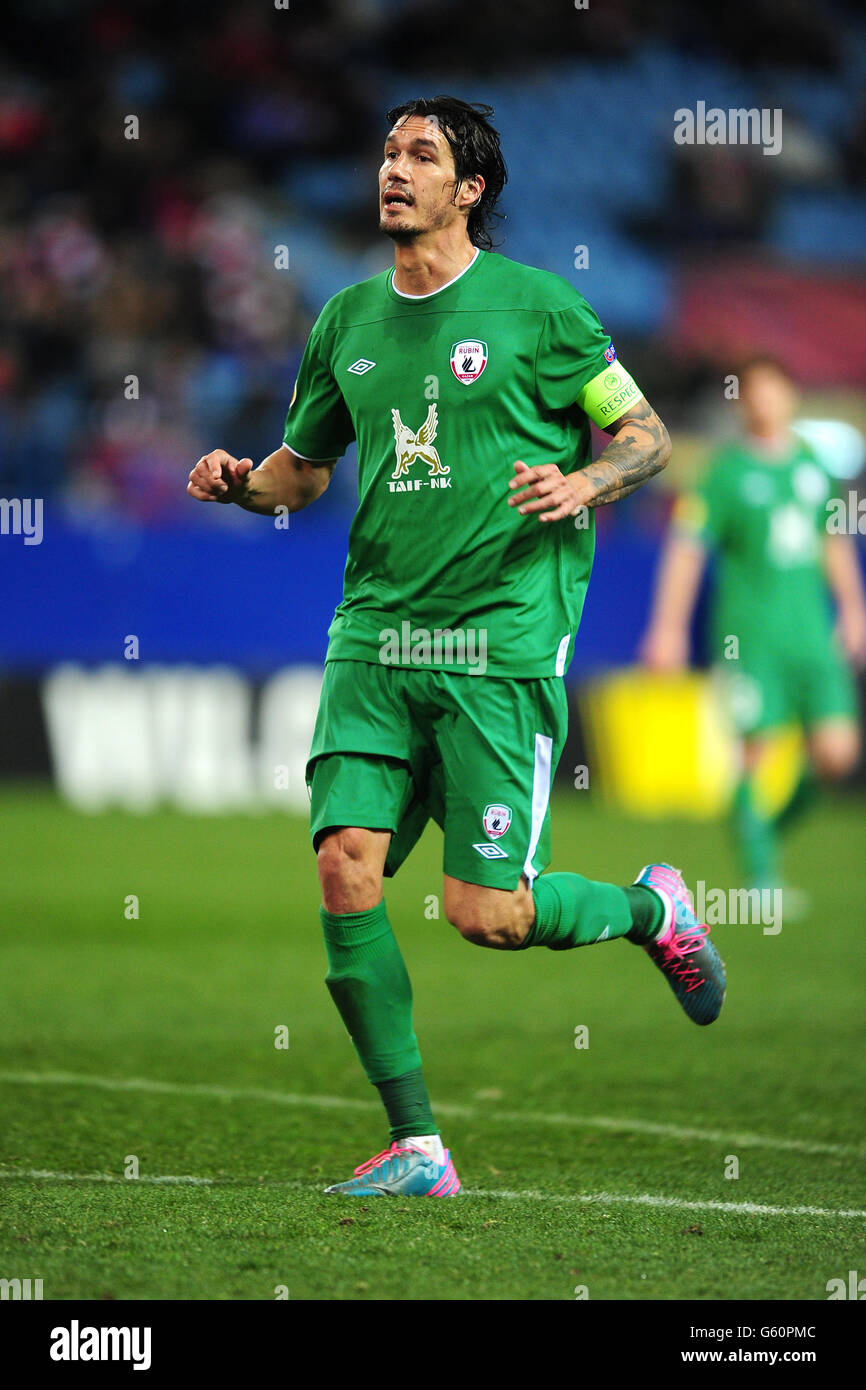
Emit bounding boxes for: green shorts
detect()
[716,639,857,737]
[306,660,570,889]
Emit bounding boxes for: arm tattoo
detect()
[577,398,671,507]
[234,456,336,513]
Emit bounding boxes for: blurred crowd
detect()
[1,0,865,522]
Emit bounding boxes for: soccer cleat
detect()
[324,1141,461,1197]
[633,863,726,1025]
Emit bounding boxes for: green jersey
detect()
[675,437,836,662]
[283,248,640,678]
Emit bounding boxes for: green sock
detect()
[321,900,437,1141]
[623,885,667,944]
[524,872,649,949]
[732,777,779,885]
[375,1069,438,1143]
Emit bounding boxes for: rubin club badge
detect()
[482,804,512,839]
[450,340,488,384]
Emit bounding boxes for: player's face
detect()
[379,115,468,241]
[740,366,797,436]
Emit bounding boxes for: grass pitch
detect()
[1,786,864,1301]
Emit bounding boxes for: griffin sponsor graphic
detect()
[450,340,488,384]
[389,405,451,490]
[482,803,512,838]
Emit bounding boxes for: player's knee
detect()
[811,728,860,781]
[445,899,526,950]
[317,828,382,912]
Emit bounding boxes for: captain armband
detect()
[577,364,642,428]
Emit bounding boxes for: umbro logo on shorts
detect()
[472,842,509,860]
[347,358,376,374]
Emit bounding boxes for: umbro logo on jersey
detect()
[473,842,508,860]
[450,340,488,384]
[347,358,376,375]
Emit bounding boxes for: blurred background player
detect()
[642,356,866,896]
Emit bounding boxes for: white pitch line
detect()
[0,1169,215,1186]
[0,1167,863,1219]
[465,1188,866,1219]
[0,1068,863,1160]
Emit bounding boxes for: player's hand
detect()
[640,623,689,672]
[507,460,592,522]
[187,450,254,503]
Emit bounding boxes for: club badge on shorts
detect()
[482,803,512,838]
[450,340,488,384]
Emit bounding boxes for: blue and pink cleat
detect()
[324,1141,461,1197]
[633,863,726,1026]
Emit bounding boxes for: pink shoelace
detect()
[353,1142,416,1177]
[651,919,711,994]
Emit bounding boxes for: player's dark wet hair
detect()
[385,96,507,251]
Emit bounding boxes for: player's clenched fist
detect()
[187,450,253,503]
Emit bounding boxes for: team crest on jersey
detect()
[482,803,512,839]
[450,340,488,384]
[604,344,617,364]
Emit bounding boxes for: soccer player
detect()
[188,97,726,1198]
[642,355,866,893]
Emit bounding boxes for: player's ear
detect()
[459,174,485,210]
